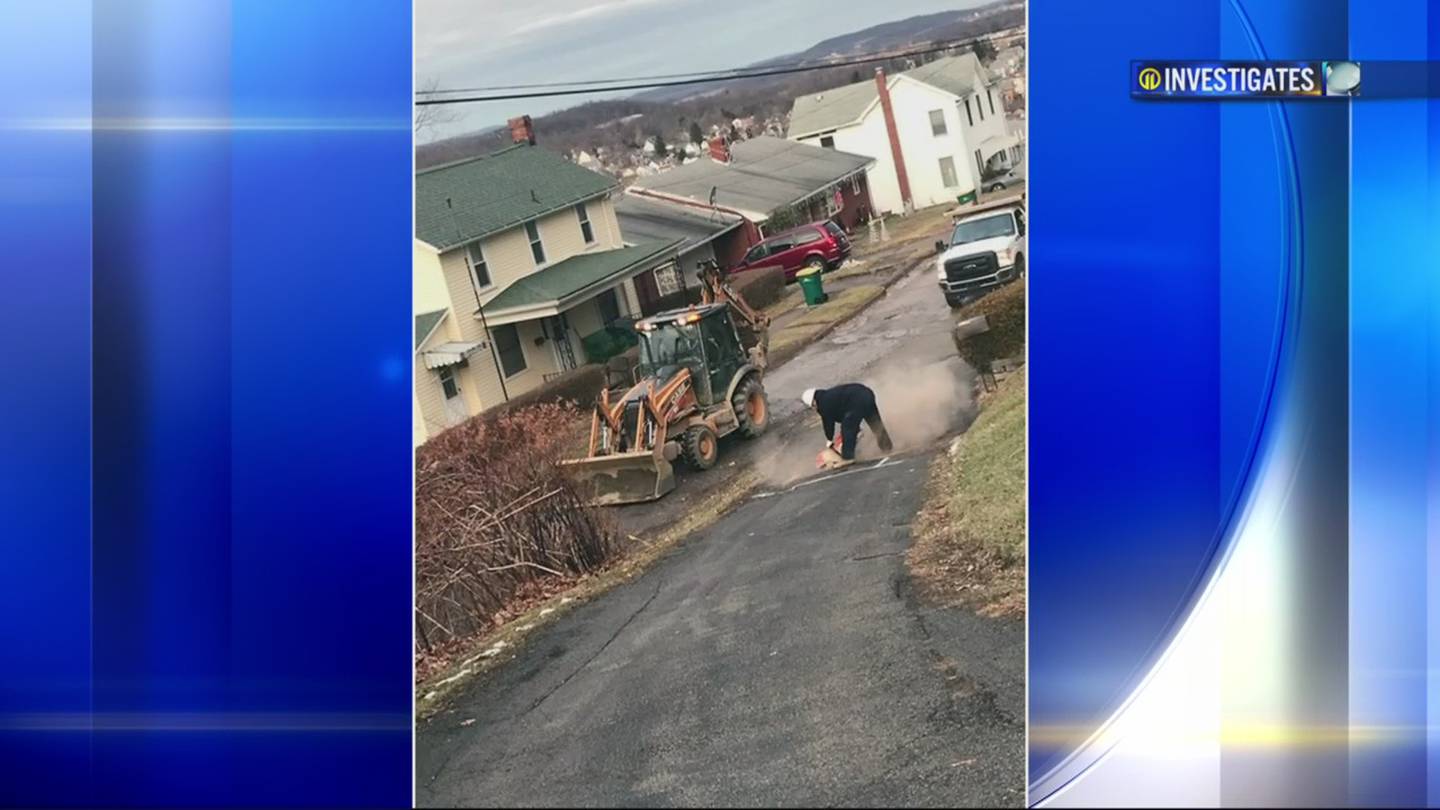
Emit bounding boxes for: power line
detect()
[418,65,783,95]
[416,32,1023,106]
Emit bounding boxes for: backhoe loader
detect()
[560,260,771,505]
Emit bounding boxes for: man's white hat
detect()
[801,388,817,408]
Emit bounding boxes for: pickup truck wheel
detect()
[1014,253,1026,279]
[681,425,719,471]
[946,294,967,309]
[732,375,769,438]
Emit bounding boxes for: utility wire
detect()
[418,65,788,95]
[416,32,1023,105]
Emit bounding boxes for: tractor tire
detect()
[681,425,719,471]
[732,374,770,439]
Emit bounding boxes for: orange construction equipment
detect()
[560,260,771,505]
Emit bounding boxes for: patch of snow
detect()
[435,667,473,685]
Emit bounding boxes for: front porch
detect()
[475,240,681,400]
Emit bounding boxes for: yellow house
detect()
[413,138,680,444]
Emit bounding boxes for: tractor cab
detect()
[634,304,747,407]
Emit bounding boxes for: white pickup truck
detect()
[935,197,1026,309]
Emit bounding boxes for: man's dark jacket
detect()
[813,383,882,460]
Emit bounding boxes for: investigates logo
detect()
[1132,61,1359,98]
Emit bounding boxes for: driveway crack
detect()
[521,577,665,720]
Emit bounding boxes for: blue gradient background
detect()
[1031,0,1439,804]
[1348,1,1436,807]
[1028,0,1223,778]
[0,1,411,806]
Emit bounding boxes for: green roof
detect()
[415,309,446,350]
[483,241,679,315]
[416,143,618,251]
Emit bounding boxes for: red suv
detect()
[731,220,851,281]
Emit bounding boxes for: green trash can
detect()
[796,266,827,306]
[956,190,977,206]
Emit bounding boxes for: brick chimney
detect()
[874,68,913,214]
[508,115,536,146]
[707,134,732,164]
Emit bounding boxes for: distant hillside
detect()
[635,5,1008,103]
[803,9,980,58]
[416,2,1022,171]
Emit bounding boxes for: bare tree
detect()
[415,77,461,140]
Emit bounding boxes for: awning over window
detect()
[423,341,483,369]
[978,133,1020,161]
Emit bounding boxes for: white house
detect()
[787,53,1018,215]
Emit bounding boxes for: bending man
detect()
[801,383,894,466]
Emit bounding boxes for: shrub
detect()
[951,279,1025,372]
[415,402,618,663]
[489,363,608,416]
[729,264,786,309]
[581,324,639,365]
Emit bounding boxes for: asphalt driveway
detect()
[416,455,1024,807]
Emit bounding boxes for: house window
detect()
[964,98,974,127]
[988,89,996,116]
[438,366,461,399]
[597,288,622,324]
[974,149,985,177]
[850,175,862,195]
[466,242,492,290]
[977,95,985,121]
[492,323,527,378]
[576,204,594,244]
[654,263,682,296]
[939,157,959,188]
[819,135,835,149]
[524,220,546,265]
[928,109,947,136]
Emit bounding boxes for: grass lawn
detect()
[761,285,807,321]
[786,284,883,328]
[909,366,1025,617]
[767,285,884,365]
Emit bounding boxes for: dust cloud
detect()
[755,358,975,487]
[865,356,975,453]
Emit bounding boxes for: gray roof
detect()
[615,195,742,255]
[788,53,991,139]
[628,136,872,220]
[415,309,446,350]
[415,143,617,251]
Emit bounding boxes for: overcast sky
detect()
[415,0,988,142]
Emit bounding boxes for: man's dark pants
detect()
[839,408,894,460]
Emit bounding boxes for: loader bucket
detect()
[561,451,676,506]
